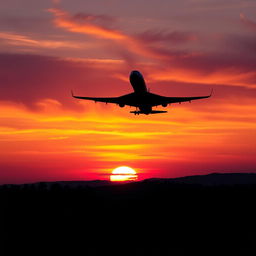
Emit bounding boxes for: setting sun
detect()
[110,166,138,182]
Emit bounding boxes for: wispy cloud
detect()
[47,8,175,61]
[0,31,83,49]
[48,8,127,40]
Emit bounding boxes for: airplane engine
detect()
[119,103,125,108]
[162,103,168,107]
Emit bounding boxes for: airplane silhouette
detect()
[72,70,212,115]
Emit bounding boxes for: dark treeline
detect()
[2,180,256,255]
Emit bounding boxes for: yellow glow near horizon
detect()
[110,166,138,182]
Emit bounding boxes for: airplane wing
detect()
[71,91,121,104]
[156,89,213,105]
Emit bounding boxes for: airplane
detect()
[72,70,212,115]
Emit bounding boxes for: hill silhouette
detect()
[144,172,256,186]
[2,172,256,256]
[3,172,256,189]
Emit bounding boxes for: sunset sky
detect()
[1,0,256,184]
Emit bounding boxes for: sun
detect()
[110,166,138,182]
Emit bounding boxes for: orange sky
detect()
[0,0,256,183]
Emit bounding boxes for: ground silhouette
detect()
[2,173,256,255]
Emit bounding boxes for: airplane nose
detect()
[130,70,141,76]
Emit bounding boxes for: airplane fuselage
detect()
[129,70,153,114]
[129,70,147,94]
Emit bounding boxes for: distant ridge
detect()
[5,179,113,189]
[144,172,256,186]
[2,172,256,188]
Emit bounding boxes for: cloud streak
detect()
[48,8,127,40]
[0,31,84,49]
[47,8,179,61]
